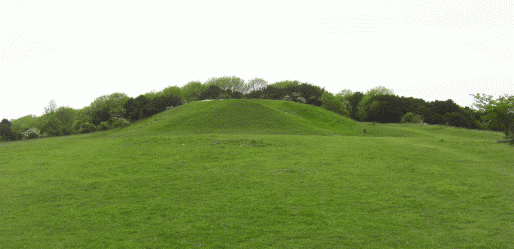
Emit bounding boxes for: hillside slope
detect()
[101,99,363,137]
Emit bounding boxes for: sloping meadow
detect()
[1,99,513,248]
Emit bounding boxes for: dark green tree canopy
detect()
[364,95,404,123]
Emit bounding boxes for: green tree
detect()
[401,112,423,124]
[10,114,38,135]
[443,112,474,128]
[471,93,514,141]
[245,77,268,94]
[365,86,395,96]
[321,92,350,117]
[88,92,129,126]
[54,106,78,135]
[181,81,206,103]
[346,92,364,120]
[270,80,300,89]
[297,83,324,106]
[160,85,183,100]
[356,86,395,121]
[126,95,151,121]
[149,94,181,113]
[72,106,94,133]
[38,112,62,137]
[205,76,246,93]
[143,89,159,101]
[0,119,15,141]
[200,85,222,100]
[364,95,403,123]
[44,99,57,114]
[335,89,354,115]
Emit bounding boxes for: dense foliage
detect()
[2,76,510,143]
[321,92,350,117]
[401,112,423,124]
[471,93,514,142]
[0,119,19,141]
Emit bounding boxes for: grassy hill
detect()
[1,99,513,248]
[90,99,363,138]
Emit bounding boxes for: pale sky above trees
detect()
[1,0,512,121]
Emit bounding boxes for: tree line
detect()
[1,76,513,144]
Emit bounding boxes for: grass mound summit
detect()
[112,99,363,137]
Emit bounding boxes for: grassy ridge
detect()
[1,99,513,248]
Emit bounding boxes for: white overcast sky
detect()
[1,0,512,121]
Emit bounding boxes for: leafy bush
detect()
[98,121,109,131]
[200,85,222,100]
[423,112,444,125]
[401,112,423,124]
[321,92,349,117]
[444,112,474,128]
[361,95,403,123]
[345,91,364,120]
[27,132,39,139]
[79,122,97,134]
[0,119,18,141]
[21,127,42,140]
[181,81,205,103]
[124,95,150,122]
[291,92,306,104]
[219,92,231,99]
[110,117,131,128]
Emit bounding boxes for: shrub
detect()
[21,127,42,140]
[219,92,231,99]
[199,85,222,100]
[401,112,423,124]
[291,92,306,104]
[424,113,444,125]
[79,122,97,134]
[110,117,131,128]
[27,132,39,139]
[283,95,292,101]
[444,112,474,128]
[98,121,109,131]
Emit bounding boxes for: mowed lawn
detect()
[1,99,513,248]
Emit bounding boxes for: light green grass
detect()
[1,99,513,248]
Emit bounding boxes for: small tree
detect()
[401,112,423,124]
[205,76,247,93]
[160,85,183,101]
[321,92,350,117]
[98,121,109,131]
[44,99,57,114]
[356,86,395,121]
[200,85,222,100]
[21,127,42,140]
[245,77,268,94]
[0,119,17,141]
[79,122,97,134]
[110,117,131,129]
[471,93,514,143]
[181,81,206,103]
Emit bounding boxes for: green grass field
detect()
[1,99,513,248]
